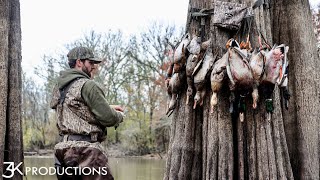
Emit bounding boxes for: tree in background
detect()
[21,23,184,156]
[311,4,320,48]
[0,0,23,179]
[127,21,184,153]
[22,64,58,151]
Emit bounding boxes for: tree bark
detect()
[0,0,23,179]
[164,88,203,180]
[272,0,320,179]
[163,0,208,179]
[0,0,10,175]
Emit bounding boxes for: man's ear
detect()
[75,59,82,67]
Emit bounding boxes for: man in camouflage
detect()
[50,47,124,180]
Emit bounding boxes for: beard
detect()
[82,66,92,78]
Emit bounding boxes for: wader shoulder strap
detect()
[58,78,81,105]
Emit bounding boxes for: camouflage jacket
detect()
[50,69,123,140]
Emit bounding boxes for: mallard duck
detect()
[227,40,254,120]
[228,48,253,88]
[249,44,288,109]
[259,44,289,120]
[261,44,288,85]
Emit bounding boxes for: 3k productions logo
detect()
[2,161,108,178]
[3,162,24,178]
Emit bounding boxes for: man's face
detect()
[81,60,97,78]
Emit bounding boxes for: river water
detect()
[24,156,165,180]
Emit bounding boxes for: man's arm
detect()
[81,80,124,127]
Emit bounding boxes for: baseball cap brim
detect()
[88,57,102,64]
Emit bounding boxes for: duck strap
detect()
[256,28,271,50]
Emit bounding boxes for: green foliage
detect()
[22,113,58,150]
[120,119,154,154]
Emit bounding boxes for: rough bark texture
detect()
[272,0,320,179]
[6,0,23,179]
[163,0,207,179]
[0,0,10,175]
[0,0,23,179]
[164,84,203,180]
[235,1,294,179]
[165,0,318,179]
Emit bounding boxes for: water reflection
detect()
[24,156,165,180]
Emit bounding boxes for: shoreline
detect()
[24,150,166,160]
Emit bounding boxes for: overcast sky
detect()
[310,0,320,8]
[20,0,319,76]
[20,0,189,74]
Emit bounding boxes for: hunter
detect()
[50,46,124,180]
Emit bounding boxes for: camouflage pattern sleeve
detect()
[81,80,124,127]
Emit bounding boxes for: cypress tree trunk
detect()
[0,0,10,175]
[272,0,320,179]
[163,0,207,179]
[0,0,23,179]
[232,1,293,179]
[164,0,319,179]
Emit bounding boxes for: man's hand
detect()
[110,105,126,130]
[110,105,125,112]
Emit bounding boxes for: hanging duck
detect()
[259,44,289,120]
[185,37,211,105]
[249,48,265,109]
[192,46,216,109]
[209,39,253,121]
[173,33,191,73]
[166,71,186,116]
[165,61,174,88]
[210,51,228,112]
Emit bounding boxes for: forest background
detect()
[22,2,320,157]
